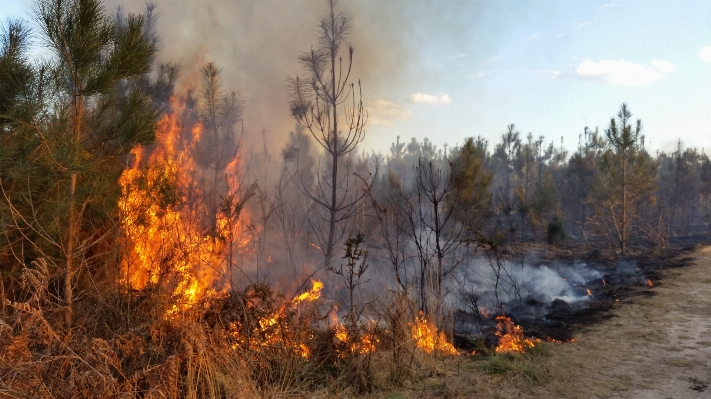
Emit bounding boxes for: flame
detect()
[586,289,592,296]
[118,97,249,315]
[227,280,323,358]
[494,316,540,353]
[647,279,654,287]
[410,311,458,355]
[602,279,606,285]
[293,280,323,304]
[545,337,577,344]
[333,323,379,357]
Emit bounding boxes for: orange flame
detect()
[586,289,592,296]
[293,280,323,305]
[647,279,654,287]
[410,311,458,355]
[545,336,577,344]
[494,316,540,353]
[227,280,323,358]
[118,97,249,315]
[333,323,379,357]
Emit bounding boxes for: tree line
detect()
[1,0,710,339]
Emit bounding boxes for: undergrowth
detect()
[0,260,462,398]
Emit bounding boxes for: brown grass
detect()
[4,247,709,398]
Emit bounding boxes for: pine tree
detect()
[288,0,367,267]
[0,0,157,329]
[590,104,656,255]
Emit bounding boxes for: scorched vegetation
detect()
[0,0,710,398]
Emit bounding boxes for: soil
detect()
[524,245,711,399]
[386,246,711,399]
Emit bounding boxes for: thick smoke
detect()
[107,0,479,153]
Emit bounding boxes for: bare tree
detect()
[388,158,463,327]
[288,0,368,267]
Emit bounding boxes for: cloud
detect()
[700,46,711,63]
[409,92,452,105]
[651,59,675,73]
[575,59,673,86]
[523,33,540,42]
[366,99,412,126]
[537,69,562,79]
[472,70,493,79]
[573,21,592,30]
[446,53,467,62]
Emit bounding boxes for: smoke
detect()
[453,257,603,319]
[106,0,424,153]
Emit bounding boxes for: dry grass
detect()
[4,247,710,398]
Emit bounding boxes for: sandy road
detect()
[524,246,711,399]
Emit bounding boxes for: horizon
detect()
[2,0,710,156]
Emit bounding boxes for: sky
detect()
[2,0,711,156]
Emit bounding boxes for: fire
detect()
[545,337,577,343]
[647,278,654,287]
[410,311,458,355]
[227,280,324,358]
[333,323,379,357]
[494,316,540,353]
[293,280,324,304]
[586,289,592,296]
[118,97,249,315]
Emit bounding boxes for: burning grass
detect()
[494,316,541,354]
[0,259,466,398]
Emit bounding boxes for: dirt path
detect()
[525,246,711,398]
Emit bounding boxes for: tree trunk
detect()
[65,92,84,330]
[621,152,627,255]
[324,6,339,267]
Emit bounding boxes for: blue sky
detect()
[3,0,711,156]
[360,0,711,155]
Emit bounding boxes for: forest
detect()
[1,0,710,398]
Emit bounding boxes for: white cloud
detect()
[409,92,452,105]
[700,46,711,63]
[472,71,492,79]
[524,33,540,42]
[537,69,562,79]
[366,99,412,127]
[575,59,672,86]
[651,59,675,73]
[573,21,592,30]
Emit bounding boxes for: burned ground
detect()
[387,246,711,399]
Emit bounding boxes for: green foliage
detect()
[588,104,657,254]
[546,214,567,246]
[0,0,158,311]
[450,136,493,231]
